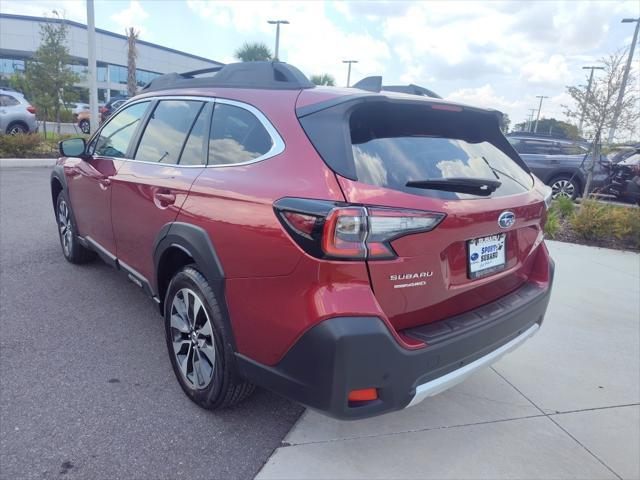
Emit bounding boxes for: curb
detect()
[0,158,57,168]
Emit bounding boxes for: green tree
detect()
[564,50,640,197]
[19,15,80,135]
[126,27,139,97]
[499,113,511,133]
[234,42,273,62]
[513,118,580,139]
[310,73,336,86]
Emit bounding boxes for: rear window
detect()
[301,101,532,200]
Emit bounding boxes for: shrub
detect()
[0,134,43,158]
[571,200,640,247]
[554,196,575,218]
[544,209,560,239]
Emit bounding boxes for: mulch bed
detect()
[552,217,639,252]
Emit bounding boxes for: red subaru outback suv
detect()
[52,62,554,419]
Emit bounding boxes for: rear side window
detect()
[208,103,272,165]
[560,144,586,155]
[180,103,212,166]
[515,140,560,155]
[94,101,149,158]
[135,100,203,164]
[0,94,19,106]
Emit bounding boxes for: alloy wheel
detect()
[9,125,26,135]
[58,200,73,257]
[170,288,216,390]
[551,179,575,199]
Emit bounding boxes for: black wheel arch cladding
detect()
[153,222,237,350]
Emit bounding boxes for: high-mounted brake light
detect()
[275,199,445,261]
[430,104,463,112]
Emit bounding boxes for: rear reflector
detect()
[348,388,378,402]
[282,211,318,237]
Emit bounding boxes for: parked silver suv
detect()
[0,89,37,134]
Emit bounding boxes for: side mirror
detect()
[59,138,88,159]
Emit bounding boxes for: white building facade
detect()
[0,13,223,102]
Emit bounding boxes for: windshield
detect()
[350,104,533,200]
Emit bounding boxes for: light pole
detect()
[342,60,358,87]
[86,0,99,134]
[533,95,548,133]
[527,108,537,132]
[267,20,289,60]
[607,17,640,143]
[579,66,604,135]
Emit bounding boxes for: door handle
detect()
[154,191,176,205]
[99,178,111,186]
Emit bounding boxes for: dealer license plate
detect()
[468,234,506,279]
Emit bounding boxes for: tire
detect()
[164,266,254,410]
[549,175,580,200]
[6,122,28,135]
[55,191,95,264]
[79,119,90,134]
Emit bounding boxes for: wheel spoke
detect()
[198,319,213,340]
[192,296,204,327]
[170,313,190,333]
[172,338,189,355]
[193,349,204,387]
[180,344,192,379]
[199,343,216,368]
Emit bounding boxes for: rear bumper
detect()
[237,258,554,420]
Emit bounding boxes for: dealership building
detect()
[0,13,223,102]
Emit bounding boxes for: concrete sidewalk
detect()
[258,241,640,479]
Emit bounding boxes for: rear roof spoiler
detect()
[352,76,441,99]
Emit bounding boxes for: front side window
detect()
[93,101,149,158]
[135,100,204,164]
[208,103,272,165]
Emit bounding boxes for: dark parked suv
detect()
[507,133,606,199]
[52,62,554,419]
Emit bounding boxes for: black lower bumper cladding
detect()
[237,261,554,420]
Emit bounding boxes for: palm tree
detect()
[235,42,273,62]
[310,73,336,86]
[126,27,139,96]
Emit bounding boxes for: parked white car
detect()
[0,89,37,134]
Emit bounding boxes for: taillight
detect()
[99,106,108,114]
[27,105,36,114]
[275,199,444,260]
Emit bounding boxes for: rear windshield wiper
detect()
[406,178,502,196]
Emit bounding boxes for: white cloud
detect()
[109,0,150,38]
[0,0,85,22]
[447,84,524,112]
[186,1,390,84]
[520,55,571,87]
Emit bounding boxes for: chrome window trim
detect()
[105,95,285,168]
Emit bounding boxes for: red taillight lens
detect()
[282,211,319,238]
[322,206,444,259]
[322,208,367,258]
[275,199,444,260]
[27,105,36,114]
[99,106,108,113]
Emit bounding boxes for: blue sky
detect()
[2,0,639,127]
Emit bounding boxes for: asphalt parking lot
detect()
[0,167,303,479]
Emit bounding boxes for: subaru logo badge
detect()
[498,211,515,229]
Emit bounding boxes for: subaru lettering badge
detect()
[498,211,515,229]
